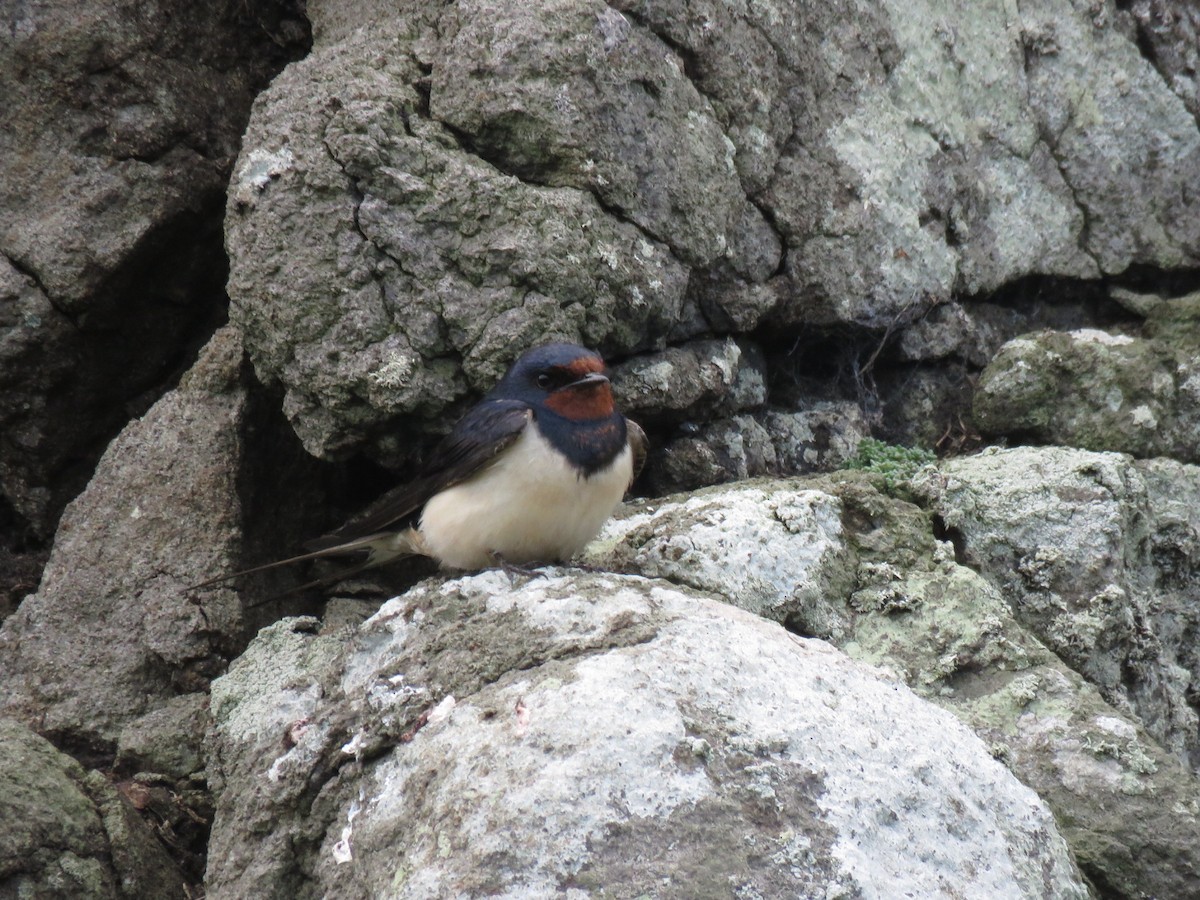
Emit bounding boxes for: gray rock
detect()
[590,473,1200,897]
[766,0,1199,325]
[915,447,1200,767]
[226,0,1200,466]
[649,414,779,494]
[893,302,999,366]
[591,484,853,627]
[0,0,307,535]
[975,294,1200,460]
[1023,0,1200,275]
[645,400,868,495]
[115,694,209,781]
[610,337,766,423]
[0,328,248,753]
[227,12,690,461]
[0,717,185,899]
[206,573,1086,899]
[761,403,871,474]
[1124,0,1200,119]
[431,0,769,272]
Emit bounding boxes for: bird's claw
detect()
[489,553,547,584]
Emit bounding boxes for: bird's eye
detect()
[536,373,552,389]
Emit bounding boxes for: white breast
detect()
[418,422,633,570]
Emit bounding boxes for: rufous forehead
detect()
[564,356,606,377]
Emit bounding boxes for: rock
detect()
[892,302,1000,366]
[0,717,185,898]
[590,473,1200,897]
[226,8,691,461]
[0,0,308,536]
[645,401,868,495]
[591,485,853,628]
[761,403,871,474]
[610,337,766,424]
[914,447,1200,765]
[225,0,1200,466]
[1124,0,1200,119]
[974,297,1200,460]
[115,694,209,781]
[431,0,766,272]
[206,573,1086,899]
[0,328,249,757]
[648,415,778,494]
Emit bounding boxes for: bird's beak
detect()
[564,372,610,390]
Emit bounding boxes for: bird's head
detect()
[491,342,616,421]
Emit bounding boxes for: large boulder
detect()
[205,572,1087,899]
[591,472,1200,897]
[0,329,249,757]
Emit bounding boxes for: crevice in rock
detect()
[966,273,1139,327]
[931,514,969,567]
[413,62,433,119]
[2,194,234,544]
[745,195,789,278]
[608,4,703,94]
[1113,0,1188,109]
[1107,263,1200,297]
[228,372,425,632]
[0,496,48,625]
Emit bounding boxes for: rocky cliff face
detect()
[2,0,1199,896]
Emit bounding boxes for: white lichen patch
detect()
[366,351,416,390]
[235,147,296,192]
[1069,328,1135,346]
[1130,404,1158,428]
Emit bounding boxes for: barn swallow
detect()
[195,343,645,592]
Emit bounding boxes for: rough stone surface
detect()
[592,485,853,627]
[115,693,210,781]
[610,336,766,424]
[227,0,1200,463]
[227,8,691,461]
[206,573,1086,899]
[0,717,185,899]
[0,328,248,756]
[1125,0,1200,119]
[646,402,869,495]
[590,473,1200,898]
[915,447,1200,768]
[0,0,308,536]
[975,294,1200,460]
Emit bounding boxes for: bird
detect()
[194,342,646,593]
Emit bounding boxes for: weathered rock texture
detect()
[206,573,1087,899]
[917,447,1200,768]
[0,0,308,537]
[975,292,1200,459]
[226,0,1200,465]
[0,717,186,898]
[6,0,1200,896]
[591,470,1200,898]
[0,329,248,758]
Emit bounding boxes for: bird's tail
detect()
[188,527,427,595]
